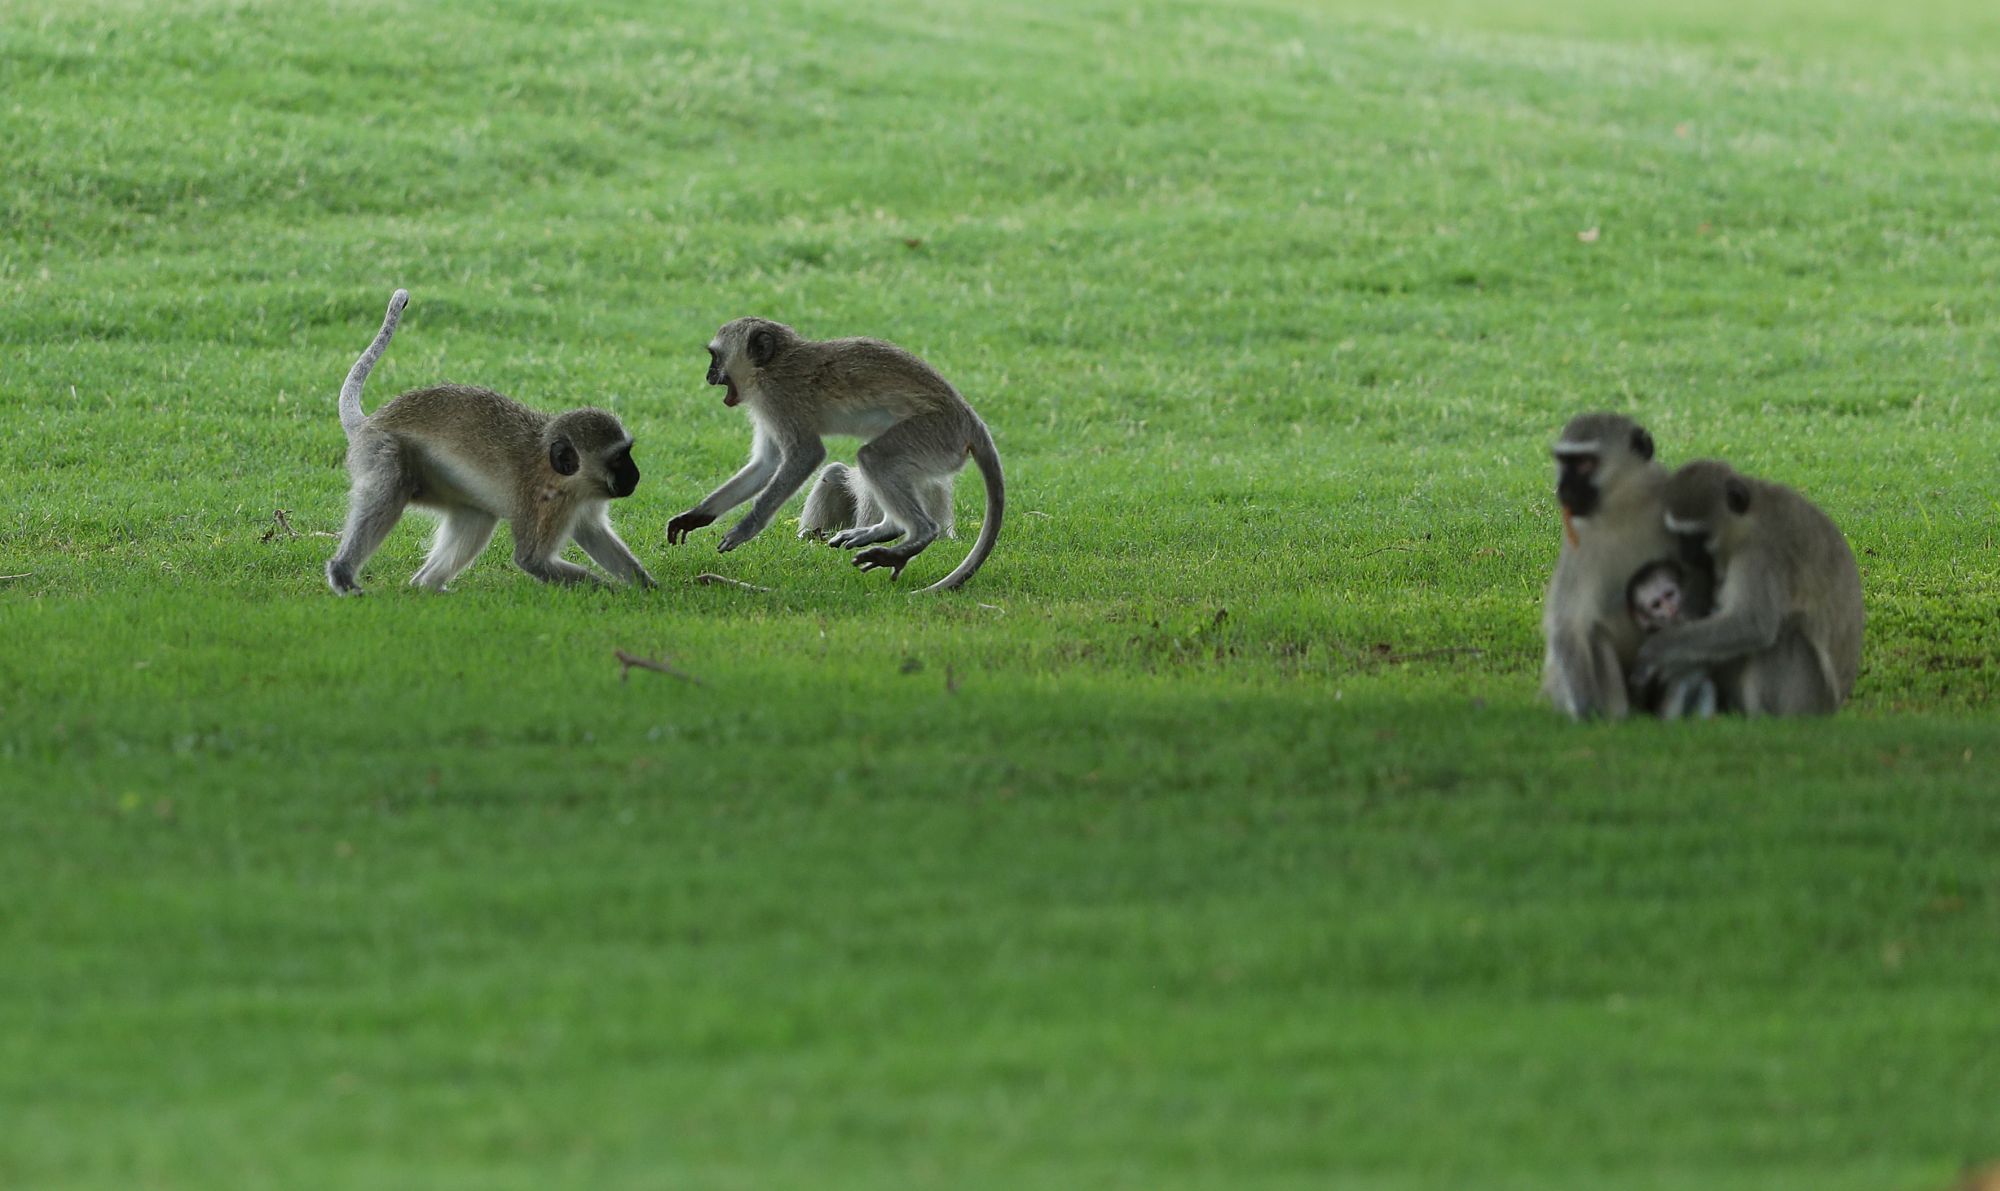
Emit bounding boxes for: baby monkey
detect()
[325,289,654,594]
[1625,559,1717,718]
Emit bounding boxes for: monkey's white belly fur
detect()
[408,443,518,515]
[746,381,927,441]
[819,404,906,440]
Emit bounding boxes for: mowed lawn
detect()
[3,0,1998,1188]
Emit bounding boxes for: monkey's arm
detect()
[574,513,656,588]
[1633,564,1784,687]
[719,438,827,552]
[668,432,780,544]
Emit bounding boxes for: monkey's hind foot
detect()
[853,545,921,580]
[827,524,902,550]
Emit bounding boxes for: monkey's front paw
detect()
[853,546,910,579]
[326,562,364,596]
[666,510,716,544]
[717,526,759,553]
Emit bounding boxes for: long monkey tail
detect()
[919,420,1004,593]
[339,288,409,438]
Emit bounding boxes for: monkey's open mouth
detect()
[723,378,741,407]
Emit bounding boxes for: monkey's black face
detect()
[1555,453,1600,517]
[706,347,740,407]
[607,446,640,499]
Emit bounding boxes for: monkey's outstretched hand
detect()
[666,510,716,544]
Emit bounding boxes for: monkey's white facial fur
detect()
[1663,513,1720,558]
[1632,575,1681,632]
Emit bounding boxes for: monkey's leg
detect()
[849,422,954,578]
[1657,672,1716,720]
[411,509,499,591]
[1589,631,1633,719]
[923,476,956,539]
[1542,634,1600,720]
[326,451,412,595]
[825,468,899,547]
[799,462,861,540]
[1736,629,1841,716]
[829,524,903,549]
[574,513,657,588]
[1545,628,1627,720]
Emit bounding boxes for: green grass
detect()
[3,0,1998,1187]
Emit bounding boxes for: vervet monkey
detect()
[325,289,654,594]
[667,317,1003,592]
[1634,460,1864,716]
[1625,559,1718,718]
[1541,413,1679,719]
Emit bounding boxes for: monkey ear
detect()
[1725,477,1751,515]
[748,328,777,367]
[549,437,580,477]
[1631,428,1655,461]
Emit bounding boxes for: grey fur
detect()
[798,462,954,542]
[1539,412,1708,720]
[326,290,654,595]
[668,317,1002,592]
[1633,460,1864,716]
[340,288,407,437]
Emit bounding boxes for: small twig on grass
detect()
[614,649,703,686]
[1384,646,1485,664]
[694,572,773,593]
[260,509,299,543]
[0,572,33,582]
[260,509,337,542]
[1340,641,1486,667]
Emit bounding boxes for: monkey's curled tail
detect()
[921,422,1004,593]
[339,288,409,438]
